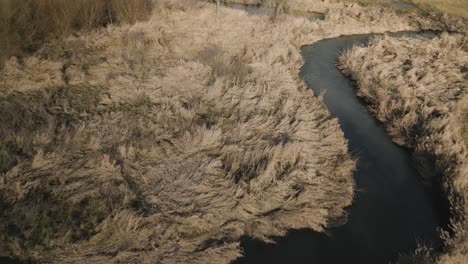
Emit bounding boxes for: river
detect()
[234,32,449,264]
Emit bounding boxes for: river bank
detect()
[236,31,446,264]
[339,33,468,263]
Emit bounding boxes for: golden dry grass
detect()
[342,0,411,5]
[462,99,468,147]
[111,0,152,24]
[339,33,468,264]
[411,0,468,18]
[0,0,450,263]
[0,0,151,66]
[342,0,468,18]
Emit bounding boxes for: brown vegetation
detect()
[0,0,152,66]
[342,0,468,18]
[339,33,468,263]
[462,98,468,146]
[411,0,468,18]
[0,0,449,262]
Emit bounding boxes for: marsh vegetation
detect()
[339,33,468,264]
[0,1,361,262]
[0,0,466,263]
[0,0,152,66]
[343,0,468,17]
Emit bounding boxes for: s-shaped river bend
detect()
[235,32,449,264]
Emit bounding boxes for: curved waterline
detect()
[234,32,450,264]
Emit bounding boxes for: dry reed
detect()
[0,0,152,66]
[339,33,468,264]
[0,0,452,262]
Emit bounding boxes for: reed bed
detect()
[0,0,152,66]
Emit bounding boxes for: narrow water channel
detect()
[234,32,449,264]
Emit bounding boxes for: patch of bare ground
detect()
[339,33,468,263]
[0,0,448,263]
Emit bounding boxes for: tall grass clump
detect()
[0,0,152,67]
[198,45,251,84]
[460,98,468,147]
[411,0,468,18]
[111,0,152,24]
[0,85,106,173]
[262,0,289,18]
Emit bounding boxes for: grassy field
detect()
[0,0,460,262]
[342,0,468,17]
[0,0,151,67]
[0,1,363,262]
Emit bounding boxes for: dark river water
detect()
[234,32,449,264]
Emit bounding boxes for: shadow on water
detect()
[233,32,452,264]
